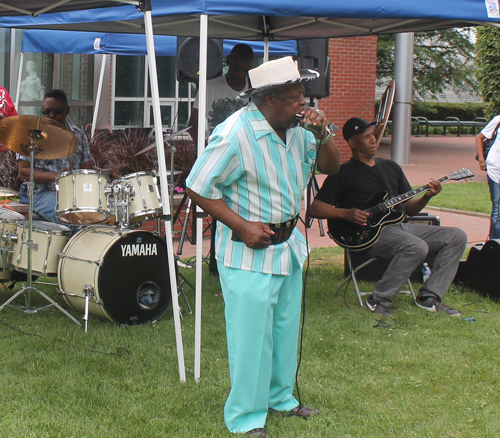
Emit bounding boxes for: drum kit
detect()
[0,115,181,329]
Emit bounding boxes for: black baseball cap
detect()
[342,117,376,142]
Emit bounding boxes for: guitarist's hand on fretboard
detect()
[425,180,442,198]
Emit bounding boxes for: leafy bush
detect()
[87,126,195,189]
[476,26,500,119]
[411,101,487,120]
[0,148,18,190]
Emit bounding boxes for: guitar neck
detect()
[366,175,450,214]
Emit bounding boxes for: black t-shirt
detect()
[315,157,412,214]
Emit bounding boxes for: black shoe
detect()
[366,295,394,317]
[288,405,319,418]
[246,428,269,438]
[416,297,460,317]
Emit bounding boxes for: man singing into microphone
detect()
[186,56,340,438]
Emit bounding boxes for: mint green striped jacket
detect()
[186,101,317,276]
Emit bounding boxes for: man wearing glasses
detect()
[17,89,121,224]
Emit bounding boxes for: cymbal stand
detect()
[0,131,81,326]
[166,139,176,227]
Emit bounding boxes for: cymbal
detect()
[135,126,192,156]
[0,187,18,197]
[166,170,183,177]
[0,115,78,159]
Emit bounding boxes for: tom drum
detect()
[11,220,71,276]
[112,171,162,224]
[56,169,109,224]
[0,208,25,281]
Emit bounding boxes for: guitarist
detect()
[309,117,467,318]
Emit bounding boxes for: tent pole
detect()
[194,14,209,384]
[91,53,107,139]
[391,32,414,165]
[143,9,186,383]
[264,37,269,62]
[15,52,23,110]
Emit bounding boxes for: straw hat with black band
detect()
[236,56,319,100]
[236,57,336,143]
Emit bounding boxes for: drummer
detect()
[17,89,122,225]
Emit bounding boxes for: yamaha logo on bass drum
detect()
[121,237,158,257]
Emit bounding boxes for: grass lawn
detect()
[422,181,490,215]
[1,247,499,438]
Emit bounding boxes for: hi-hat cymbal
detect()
[135,126,192,156]
[0,187,18,197]
[0,115,78,159]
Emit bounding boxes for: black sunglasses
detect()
[41,107,66,116]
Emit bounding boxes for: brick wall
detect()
[318,36,378,161]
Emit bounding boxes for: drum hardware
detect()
[82,284,94,333]
[135,127,188,226]
[0,116,81,326]
[174,255,193,315]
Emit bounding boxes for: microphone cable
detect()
[293,128,325,409]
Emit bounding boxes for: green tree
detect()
[476,26,500,119]
[377,28,477,101]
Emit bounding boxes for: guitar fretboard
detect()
[366,175,450,215]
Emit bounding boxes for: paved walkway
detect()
[173,135,490,257]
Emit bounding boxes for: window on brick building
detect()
[113,54,196,131]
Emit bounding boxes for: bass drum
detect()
[58,225,171,325]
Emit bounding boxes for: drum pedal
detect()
[83,284,95,333]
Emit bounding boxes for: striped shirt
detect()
[17,120,92,192]
[186,101,317,275]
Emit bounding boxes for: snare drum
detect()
[56,169,109,224]
[115,171,162,223]
[0,208,24,281]
[12,221,71,276]
[58,225,171,325]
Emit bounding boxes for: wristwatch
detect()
[320,123,337,144]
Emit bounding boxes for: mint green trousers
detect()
[218,258,302,433]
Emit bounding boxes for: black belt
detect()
[231,215,299,245]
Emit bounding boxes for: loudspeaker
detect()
[297,39,330,99]
[177,37,223,83]
[407,214,441,226]
[456,240,500,299]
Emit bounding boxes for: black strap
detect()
[373,159,394,197]
[490,121,500,141]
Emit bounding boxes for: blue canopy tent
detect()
[1,0,499,383]
[1,0,499,39]
[20,29,298,57]
[17,29,297,134]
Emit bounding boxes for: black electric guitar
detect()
[328,168,474,251]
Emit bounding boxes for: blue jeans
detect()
[488,175,500,240]
[33,188,58,223]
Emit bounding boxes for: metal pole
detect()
[391,32,414,165]
[143,9,186,383]
[194,14,209,384]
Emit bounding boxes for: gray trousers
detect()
[366,223,467,307]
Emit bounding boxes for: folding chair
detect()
[333,247,416,307]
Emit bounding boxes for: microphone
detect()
[296,114,323,134]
